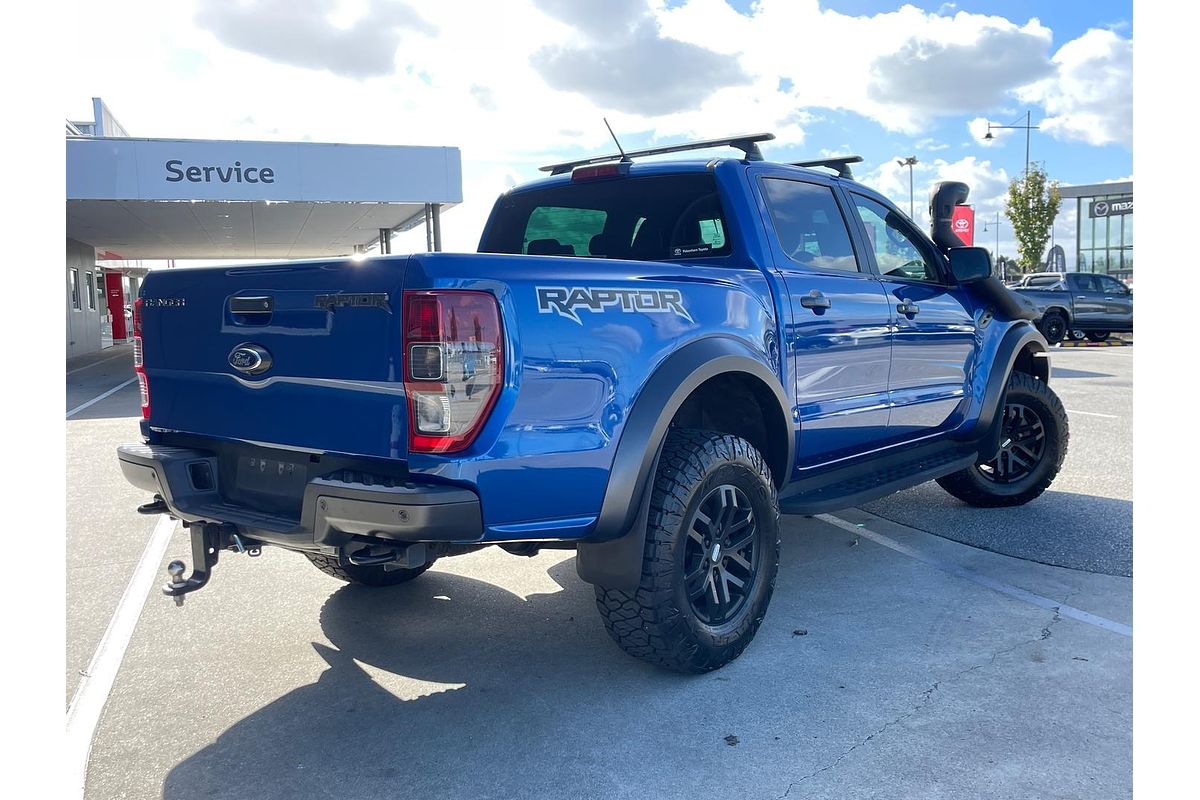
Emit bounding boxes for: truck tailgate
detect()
[138,257,409,460]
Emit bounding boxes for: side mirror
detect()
[948,247,993,284]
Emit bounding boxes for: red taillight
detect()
[403,290,503,454]
[132,297,149,419]
[571,162,630,181]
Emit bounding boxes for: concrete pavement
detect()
[66,345,1133,799]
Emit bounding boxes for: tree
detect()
[1004,164,1061,273]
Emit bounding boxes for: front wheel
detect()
[936,372,1069,507]
[1086,331,1110,342]
[594,429,780,673]
[1039,312,1067,345]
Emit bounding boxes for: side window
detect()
[696,217,726,249]
[851,194,942,283]
[69,269,81,310]
[522,207,607,256]
[1097,275,1126,294]
[1071,274,1099,293]
[760,178,859,272]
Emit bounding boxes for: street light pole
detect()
[983,211,1001,276]
[983,111,1039,182]
[896,156,918,219]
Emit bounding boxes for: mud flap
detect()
[575,442,664,592]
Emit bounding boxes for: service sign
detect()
[67,138,463,203]
[951,205,975,246]
[1089,196,1133,218]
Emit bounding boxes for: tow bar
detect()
[162,522,260,606]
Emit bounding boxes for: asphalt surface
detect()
[865,346,1133,576]
[66,344,156,706]
[66,343,1133,799]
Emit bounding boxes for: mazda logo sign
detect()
[229,343,273,376]
[1094,201,1109,216]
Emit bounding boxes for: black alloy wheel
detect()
[593,429,780,672]
[976,402,1047,484]
[682,484,761,626]
[936,371,1068,508]
[1040,313,1066,345]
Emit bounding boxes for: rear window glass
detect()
[480,174,733,261]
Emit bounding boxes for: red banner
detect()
[951,205,975,246]
[105,271,127,341]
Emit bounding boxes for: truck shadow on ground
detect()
[865,488,1132,577]
[158,508,1131,800]
[162,559,722,800]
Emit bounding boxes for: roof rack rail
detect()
[540,133,776,175]
[790,155,864,180]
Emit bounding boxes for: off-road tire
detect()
[1086,331,1110,343]
[936,371,1068,507]
[1039,312,1067,345]
[594,429,780,673]
[303,552,435,586]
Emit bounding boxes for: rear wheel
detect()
[1086,331,1110,342]
[303,552,435,587]
[936,371,1068,507]
[594,429,780,673]
[1039,312,1067,345]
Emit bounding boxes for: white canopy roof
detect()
[66,136,461,259]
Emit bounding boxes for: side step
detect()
[780,446,976,516]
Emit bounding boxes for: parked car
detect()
[118,135,1068,673]
[1011,271,1133,343]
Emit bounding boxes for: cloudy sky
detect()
[66,0,1133,265]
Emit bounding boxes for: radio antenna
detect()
[604,117,630,162]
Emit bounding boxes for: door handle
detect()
[1104,296,1114,301]
[1076,295,1088,299]
[897,300,920,318]
[800,292,832,311]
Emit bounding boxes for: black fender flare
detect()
[974,321,1051,459]
[1040,304,1072,326]
[576,337,793,590]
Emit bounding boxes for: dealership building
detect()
[1058,181,1133,282]
[66,98,462,358]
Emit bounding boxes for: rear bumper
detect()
[117,443,483,549]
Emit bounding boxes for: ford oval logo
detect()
[229,343,273,376]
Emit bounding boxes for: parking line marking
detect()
[65,349,131,376]
[1066,409,1119,419]
[66,377,137,418]
[818,514,1132,638]
[65,516,177,798]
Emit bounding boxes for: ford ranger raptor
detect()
[118,133,1067,673]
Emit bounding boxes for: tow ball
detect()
[162,522,260,606]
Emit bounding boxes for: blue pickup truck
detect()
[118,134,1067,672]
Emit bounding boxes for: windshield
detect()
[478,173,733,261]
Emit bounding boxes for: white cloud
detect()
[866,19,1053,115]
[968,116,1014,147]
[66,0,1129,256]
[530,10,751,115]
[862,155,1010,233]
[660,1,1055,134]
[1018,28,1132,147]
[194,0,435,78]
